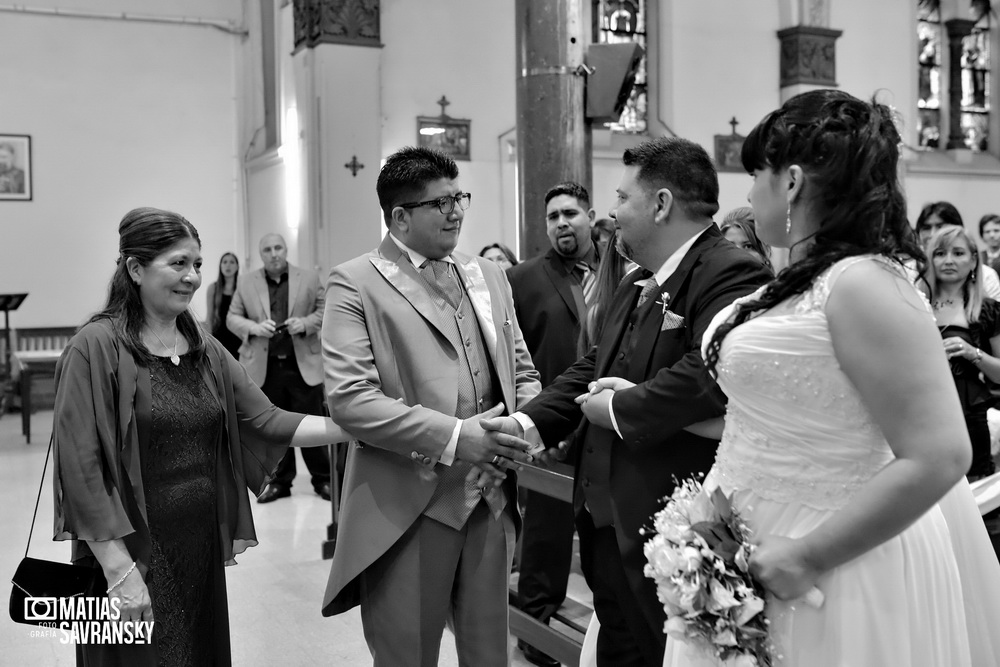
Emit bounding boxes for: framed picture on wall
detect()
[417,116,471,161]
[0,134,32,201]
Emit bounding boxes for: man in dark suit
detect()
[486,137,772,666]
[507,181,597,667]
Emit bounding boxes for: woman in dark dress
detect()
[52,207,346,666]
[924,225,1000,480]
[204,252,241,358]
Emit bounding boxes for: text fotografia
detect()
[25,596,153,645]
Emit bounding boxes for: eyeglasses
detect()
[399,193,472,215]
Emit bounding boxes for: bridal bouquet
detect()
[643,477,772,667]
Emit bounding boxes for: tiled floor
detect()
[0,408,589,665]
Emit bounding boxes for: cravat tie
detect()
[420,259,463,309]
[636,277,659,307]
[576,261,597,309]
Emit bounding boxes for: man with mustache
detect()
[506,181,598,667]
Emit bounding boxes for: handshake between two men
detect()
[409,377,639,489]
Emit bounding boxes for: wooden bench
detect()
[510,462,590,666]
[5,327,76,443]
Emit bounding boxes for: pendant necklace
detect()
[149,326,180,366]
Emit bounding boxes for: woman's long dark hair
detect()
[90,207,207,364]
[579,230,630,355]
[704,90,923,375]
[213,252,240,322]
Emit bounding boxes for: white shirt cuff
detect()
[439,419,462,466]
[511,412,545,454]
[608,393,623,439]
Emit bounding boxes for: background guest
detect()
[205,252,242,358]
[592,217,616,259]
[227,233,333,503]
[916,201,1000,299]
[507,180,598,667]
[923,226,1000,480]
[53,207,345,666]
[479,242,519,270]
[980,213,1000,274]
[720,206,773,272]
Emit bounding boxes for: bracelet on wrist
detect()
[106,561,137,595]
[973,348,984,365]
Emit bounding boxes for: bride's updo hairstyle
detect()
[704,89,923,376]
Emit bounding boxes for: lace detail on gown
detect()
[706,256,901,511]
[144,354,222,667]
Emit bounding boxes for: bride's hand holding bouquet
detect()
[747,535,825,603]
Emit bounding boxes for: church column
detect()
[776,0,842,103]
[291,0,382,275]
[290,0,382,560]
[515,0,592,259]
[944,18,975,151]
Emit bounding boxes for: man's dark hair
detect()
[376,146,459,226]
[544,182,591,208]
[622,137,719,219]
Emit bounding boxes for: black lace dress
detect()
[143,353,224,666]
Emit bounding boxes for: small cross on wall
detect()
[437,95,451,117]
[344,155,364,177]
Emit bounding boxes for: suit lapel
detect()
[628,226,721,376]
[596,267,646,376]
[254,270,271,319]
[542,251,580,323]
[287,265,301,315]
[368,236,453,342]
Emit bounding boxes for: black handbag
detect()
[9,436,98,625]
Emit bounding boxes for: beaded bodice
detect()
[704,256,902,511]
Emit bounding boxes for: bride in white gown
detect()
[658,90,1000,667]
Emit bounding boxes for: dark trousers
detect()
[517,489,576,623]
[261,356,330,490]
[577,509,664,667]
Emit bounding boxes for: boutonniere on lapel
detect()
[656,292,685,331]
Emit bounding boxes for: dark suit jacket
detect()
[507,249,584,388]
[521,224,772,633]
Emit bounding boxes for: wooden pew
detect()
[510,462,591,666]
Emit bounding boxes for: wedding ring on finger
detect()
[491,454,503,466]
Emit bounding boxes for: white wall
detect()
[379,0,517,257]
[0,1,243,326]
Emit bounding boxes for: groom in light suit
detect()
[321,146,541,666]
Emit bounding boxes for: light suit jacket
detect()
[226,264,325,387]
[320,234,541,616]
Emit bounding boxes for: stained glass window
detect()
[960,16,991,152]
[917,4,942,149]
[594,0,647,134]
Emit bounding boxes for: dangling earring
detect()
[785,201,792,235]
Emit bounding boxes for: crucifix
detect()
[344,155,364,177]
[437,95,451,117]
[729,116,740,135]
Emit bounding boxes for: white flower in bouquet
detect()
[643,478,775,666]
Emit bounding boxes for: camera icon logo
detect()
[24,597,58,622]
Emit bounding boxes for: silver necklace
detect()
[149,326,180,366]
